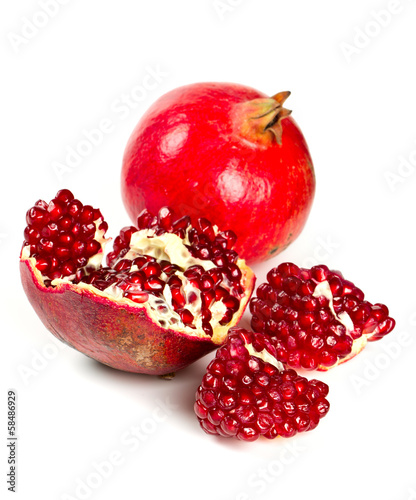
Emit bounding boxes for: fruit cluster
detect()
[20,83,396,443]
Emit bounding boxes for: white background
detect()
[2,1,416,499]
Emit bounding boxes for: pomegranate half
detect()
[20,189,255,375]
[121,82,315,264]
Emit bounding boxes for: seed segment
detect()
[250,263,396,370]
[194,328,330,441]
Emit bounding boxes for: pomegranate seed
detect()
[172,215,191,231]
[144,277,164,292]
[38,238,54,254]
[34,199,48,209]
[26,206,49,228]
[24,226,40,244]
[48,199,67,221]
[67,199,83,218]
[171,287,186,308]
[55,246,71,261]
[114,259,132,272]
[35,257,50,273]
[197,218,215,242]
[55,189,74,203]
[225,263,240,282]
[157,207,174,230]
[141,262,161,278]
[120,226,137,244]
[71,240,85,257]
[61,261,76,276]
[177,308,194,326]
[124,291,149,303]
[167,275,182,288]
[215,287,229,301]
[136,209,153,229]
[202,322,213,336]
[201,290,215,309]
[85,240,101,257]
[78,206,94,224]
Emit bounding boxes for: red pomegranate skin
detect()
[121,82,315,263]
[20,259,222,375]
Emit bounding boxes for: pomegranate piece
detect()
[194,328,330,441]
[121,83,315,264]
[250,263,396,371]
[20,190,255,375]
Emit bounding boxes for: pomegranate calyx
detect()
[234,91,292,146]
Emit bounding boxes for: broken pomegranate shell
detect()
[20,189,255,375]
[194,327,330,441]
[250,263,396,371]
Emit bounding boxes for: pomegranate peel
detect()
[194,327,330,441]
[20,190,255,375]
[250,263,396,371]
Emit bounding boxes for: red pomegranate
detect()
[121,82,315,264]
[20,189,255,375]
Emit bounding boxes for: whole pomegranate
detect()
[20,189,255,375]
[121,82,315,264]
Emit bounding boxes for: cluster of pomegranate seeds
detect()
[23,189,107,281]
[250,263,396,370]
[194,328,330,441]
[85,206,245,333]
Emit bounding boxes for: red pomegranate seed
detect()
[172,215,191,231]
[177,308,194,326]
[56,189,74,203]
[120,226,137,244]
[144,277,164,292]
[136,209,153,229]
[78,205,94,224]
[67,199,83,218]
[171,287,186,308]
[47,199,66,221]
[141,262,161,278]
[157,207,174,230]
[26,206,49,228]
[197,218,215,242]
[124,291,149,303]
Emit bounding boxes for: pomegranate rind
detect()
[19,254,255,375]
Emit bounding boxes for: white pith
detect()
[244,343,285,371]
[124,229,217,272]
[312,280,354,333]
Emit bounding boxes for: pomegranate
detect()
[20,189,255,375]
[194,327,330,441]
[121,82,315,264]
[250,263,396,371]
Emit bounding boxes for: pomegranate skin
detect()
[121,82,315,264]
[20,257,255,375]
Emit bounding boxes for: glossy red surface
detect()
[121,82,315,263]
